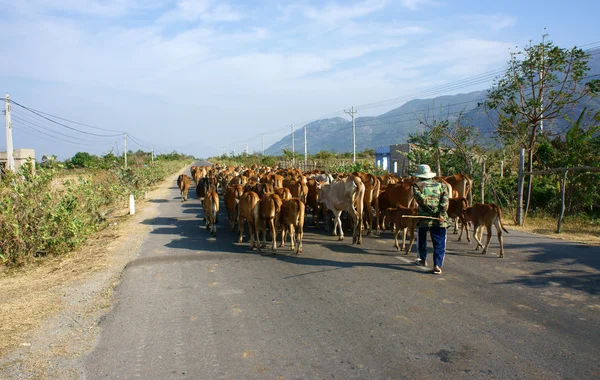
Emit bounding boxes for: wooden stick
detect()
[401,215,442,220]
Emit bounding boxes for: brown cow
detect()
[202,191,219,236]
[196,176,217,200]
[177,174,191,202]
[318,175,365,244]
[374,178,415,234]
[462,203,509,258]
[256,193,283,253]
[238,191,260,250]
[306,178,325,227]
[385,206,418,254]
[279,198,305,254]
[448,197,469,237]
[225,184,244,232]
[191,166,201,184]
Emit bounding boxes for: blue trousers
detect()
[418,226,447,268]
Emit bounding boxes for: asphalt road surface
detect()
[84,163,600,379]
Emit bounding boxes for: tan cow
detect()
[318,175,365,244]
[238,191,260,250]
[202,191,219,236]
[273,186,292,201]
[177,174,191,202]
[279,198,305,254]
[256,193,283,253]
[225,184,244,232]
[443,174,473,206]
[385,206,418,254]
[462,203,509,258]
[353,172,380,235]
[191,166,201,184]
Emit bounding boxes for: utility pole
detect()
[291,124,295,166]
[304,125,307,167]
[151,145,154,162]
[4,94,14,172]
[258,133,264,156]
[245,144,248,155]
[124,133,128,170]
[344,106,357,163]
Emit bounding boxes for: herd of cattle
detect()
[176,164,509,257]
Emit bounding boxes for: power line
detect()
[11,114,114,143]
[12,122,106,146]
[10,104,123,133]
[9,99,123,137]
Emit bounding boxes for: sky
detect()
[1,0,598,160]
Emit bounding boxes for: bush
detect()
[0,158,190,266]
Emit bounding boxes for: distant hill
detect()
[265,54,600,155]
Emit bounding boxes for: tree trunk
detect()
[436,148,442,177]
[523,149,533,224]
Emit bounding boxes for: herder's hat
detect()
[412,164,436,179]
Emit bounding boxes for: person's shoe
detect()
[433,265,442,275]
[415,258,427,267]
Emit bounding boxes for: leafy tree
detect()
[69,152,95,168]
[483,35,599,224]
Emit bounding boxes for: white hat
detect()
[412,164,436,179]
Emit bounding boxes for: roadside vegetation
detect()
[0,150,193,267]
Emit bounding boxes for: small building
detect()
[0,148,36,172]
[375,145,390,172]
[376,144,412,176]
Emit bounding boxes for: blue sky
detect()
[1,0,598,159]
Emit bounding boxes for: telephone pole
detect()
[291,124,295,166]
[4,94,14,172]
[344,106,357,163]
[123,133,128,169]
[304,125,307,167]
[151,145,154,162]
[258,133,264,156]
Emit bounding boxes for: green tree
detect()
[483,35,599,224]
[70,152,95,168]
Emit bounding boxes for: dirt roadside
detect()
[0,166,189,379]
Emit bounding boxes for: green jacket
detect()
[412,179,449,228]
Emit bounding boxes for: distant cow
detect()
[273,186,292,201]
[238,191,260,250]
[318,175,365,244]
[256,193,283,253]
[462,203,509,258]
[177,174,191,202]
[385,206,418,254]
[202,191,219,236]
[225,184,244,232]
[196,177,217,200]
[279,198,305,254]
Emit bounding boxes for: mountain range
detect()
[265,55,600,155]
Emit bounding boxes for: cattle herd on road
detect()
[176,163,509,257]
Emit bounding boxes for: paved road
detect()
[84,164,600,379]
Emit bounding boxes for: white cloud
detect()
[283,0,388,25]
[399,0,437,11]
[159,0,243,23]
[464,13,517,31]
[6,0,163,17]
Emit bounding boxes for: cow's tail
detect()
[493,204,509,233]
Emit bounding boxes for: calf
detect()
[374,178,415,234]
[202,191,219,236]
[385,206,418,254]
[256,193,283,253]
[279,198,305,254]
[177,174,191,202]
[448,196,468,237]
[462,203,509,258]
[225,184,244,232]
[238,191,260,250]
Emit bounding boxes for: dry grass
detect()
[508,215,600,246]
[0,166,187,379]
